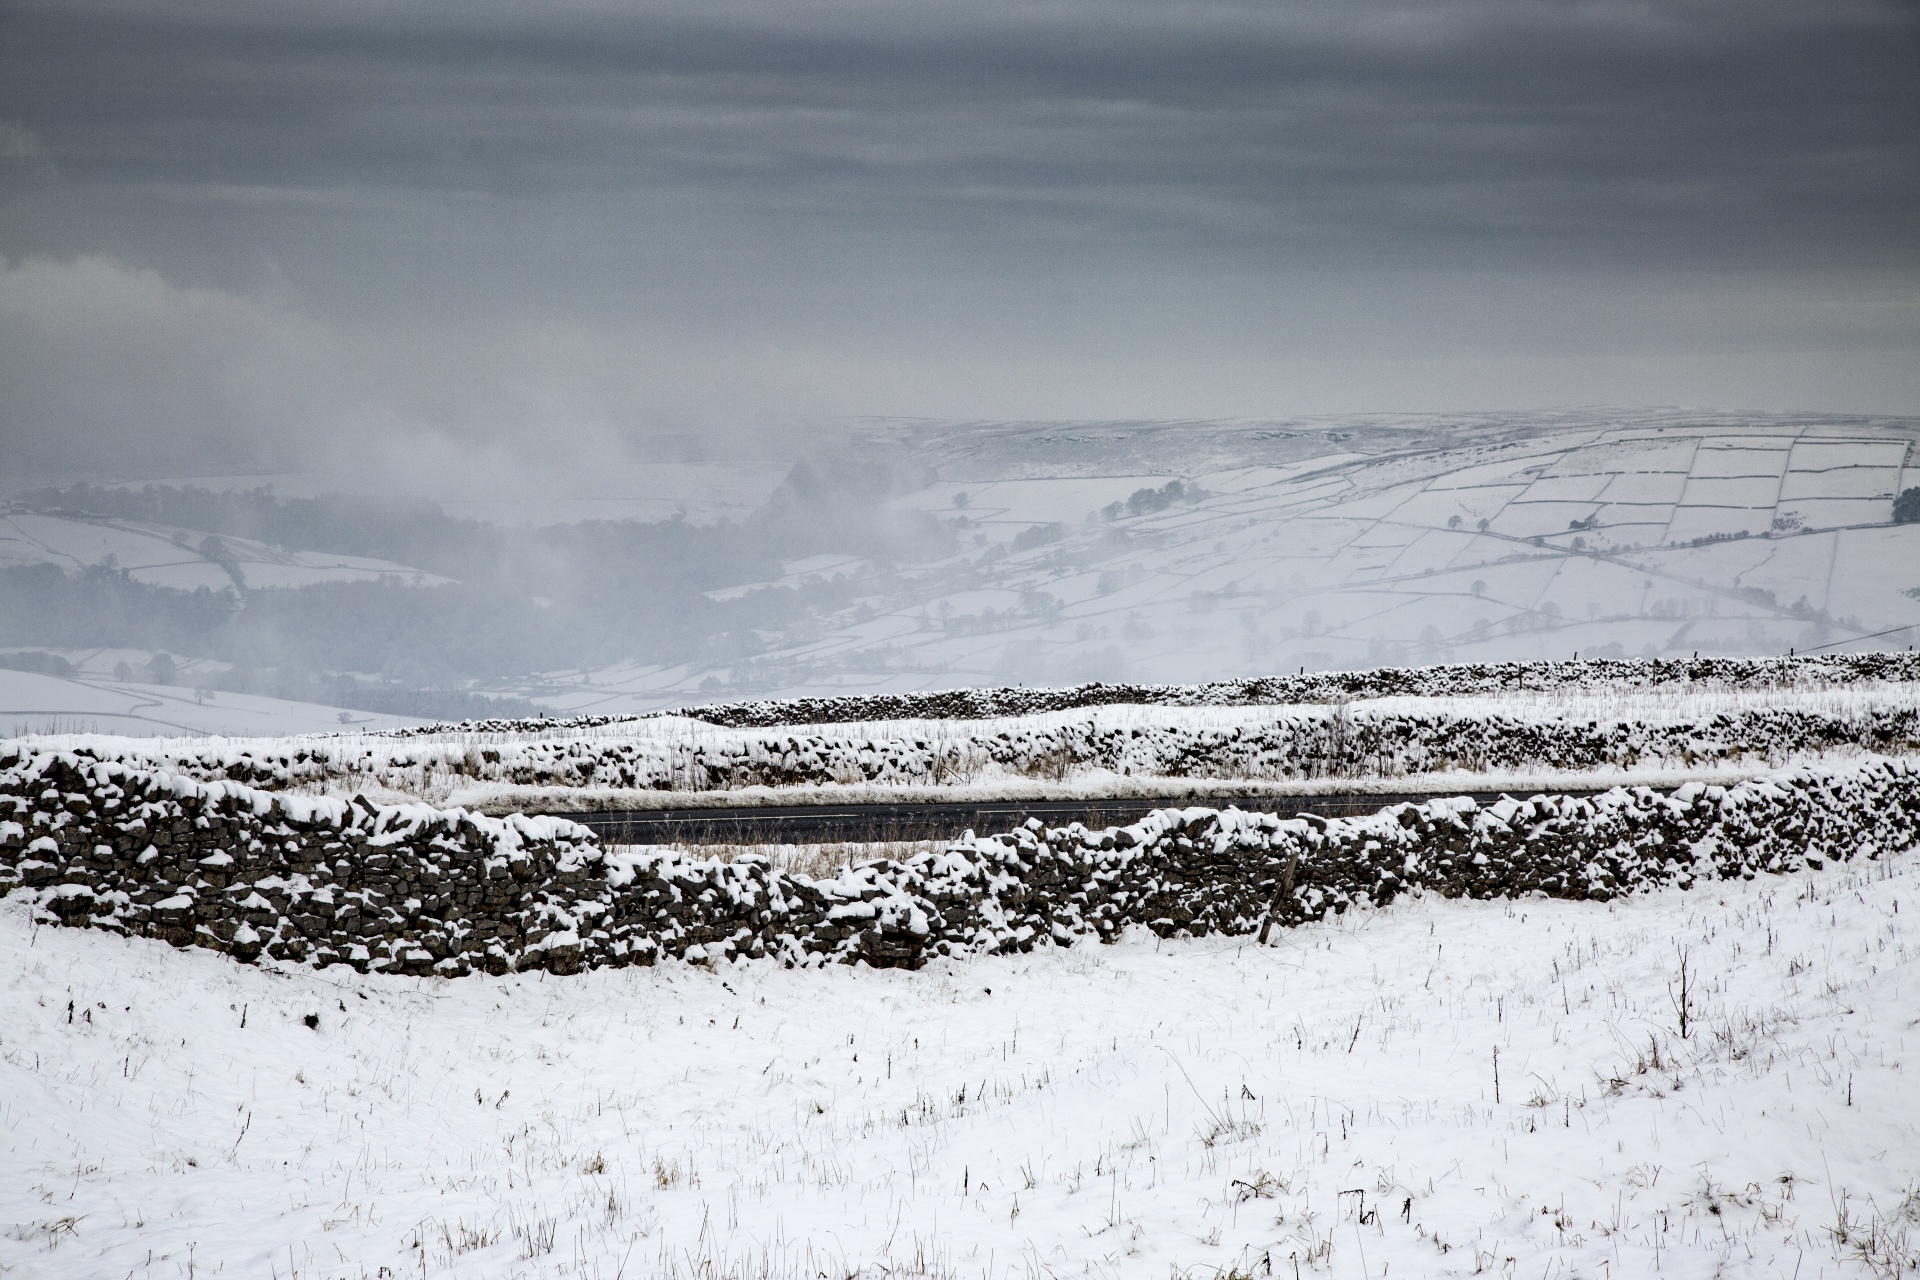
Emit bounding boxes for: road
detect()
[546,788,1618,846]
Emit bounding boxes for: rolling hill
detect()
[530,410,1920,712]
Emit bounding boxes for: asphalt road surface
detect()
[546,789,1618,846]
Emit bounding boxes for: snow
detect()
[1677,476,1783,509]
[1597,470,1690,503]
[0,512,450,590]
[3,841,1915,1277]
[707,555,880,601]
[9,667,1914,826]
[0,669,424,738]
[897,477,1165,525]
[430,763,1786,818]
[1686,448,1788,481]
[1516,473,1613,503]
[1779,469,1902,502]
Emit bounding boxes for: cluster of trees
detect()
[1011,522,1067,552]
[0,648,78,678]
[1101,479,1206,521]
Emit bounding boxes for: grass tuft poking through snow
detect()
[2,850,1918,1277]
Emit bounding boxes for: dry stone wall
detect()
[0,748,607,977]
[91,698,1920,800]
[396,651,1920,734]
[4,746,1917,975]
[549,701,1917,792]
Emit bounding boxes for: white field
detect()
[2,847,1916,1278]
[0,512,449,591]
[0,669,423,738]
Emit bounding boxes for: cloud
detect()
[7,0,1914,275]
[0,0,1914,472]
[0,122,42,160]
[2,252,1916,501]
[0,254,831,493]
[0,254,334,479]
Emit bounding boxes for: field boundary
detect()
[384,652,1920,735]
[4,746,1915,975]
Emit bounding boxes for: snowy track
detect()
[3,852,1917,1277]
[556,786,1627,845]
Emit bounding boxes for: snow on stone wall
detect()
[390,652,1920,735]
[5,745,1916,976]
[13,654,1916,807]
[66,687,1919,800]
[665,652,1920,729]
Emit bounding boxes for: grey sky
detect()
[2,0,1916,488]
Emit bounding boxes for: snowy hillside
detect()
[0,669,424,737]
[0,507,450,591]
[527,411,1920,714]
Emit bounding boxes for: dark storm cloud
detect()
[6,0,1915,271]
[0,0,1916,483]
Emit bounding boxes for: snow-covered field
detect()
[0,669,425,739]
[4,849,1916,1278]
[0,510,448,592]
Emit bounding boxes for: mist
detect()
[0,453,954,717]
